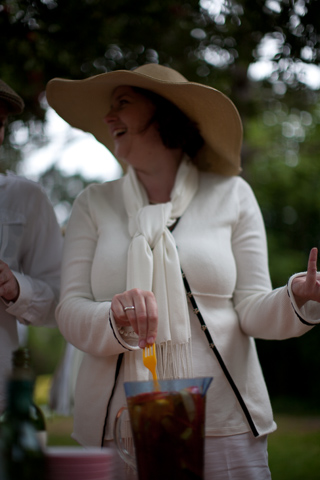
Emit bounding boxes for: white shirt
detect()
[0,172,63,412]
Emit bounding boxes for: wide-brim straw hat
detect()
[0,80,24,115]
[46,64,243,175]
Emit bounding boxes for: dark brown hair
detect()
[132,87,204,159]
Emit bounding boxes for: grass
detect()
[46,415,79,447]
[268,415,320,480]
[34,374,79,447]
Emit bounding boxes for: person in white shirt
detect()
[47,64,320,479]
[0,79,63,413]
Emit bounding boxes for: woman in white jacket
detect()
[47,64,320,479]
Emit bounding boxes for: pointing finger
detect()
[306,247,318,285]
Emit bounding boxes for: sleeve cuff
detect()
[108,309,140,350]
[4,271,33,325]
[287,273,320,326]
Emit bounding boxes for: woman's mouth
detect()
[113,128,126,138]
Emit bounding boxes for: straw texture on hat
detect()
[46,64,243,175]
[0,80,24,115]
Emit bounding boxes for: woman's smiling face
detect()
[104,86,161,164]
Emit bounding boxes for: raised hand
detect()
[291,247,320,309]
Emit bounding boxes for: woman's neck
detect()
[135,149,184,203]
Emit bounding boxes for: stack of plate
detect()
[45,446,116,480]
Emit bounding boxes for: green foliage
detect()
[256,328,320,408]
[38,166,100,227]
[1,0,320,117]
[244,98,320,286]
[27,326,66,376]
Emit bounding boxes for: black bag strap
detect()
[181,269,259,437]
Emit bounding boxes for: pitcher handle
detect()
[113,406,137,471]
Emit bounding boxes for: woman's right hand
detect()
[111,289,158,349]
[0,260,20,302]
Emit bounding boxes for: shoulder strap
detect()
[181,269,259,437]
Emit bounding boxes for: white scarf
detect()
[122,157,199,381]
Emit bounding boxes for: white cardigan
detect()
[56,171,320,446]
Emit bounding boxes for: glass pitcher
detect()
[114,376,213,480]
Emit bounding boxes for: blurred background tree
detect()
[1,0,320,411]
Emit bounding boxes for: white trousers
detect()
[204,433,271,479]
[105,432,272,480]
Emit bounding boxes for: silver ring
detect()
[123,305,135,312]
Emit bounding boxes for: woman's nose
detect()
[104,108,117,124]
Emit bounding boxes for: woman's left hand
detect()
[291,247,320,308]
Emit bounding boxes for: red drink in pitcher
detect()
[127,386,206,480]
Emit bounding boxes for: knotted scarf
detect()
[122,157,199,381]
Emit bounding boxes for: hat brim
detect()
[0,80,25,115]
[46,67,243,175]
